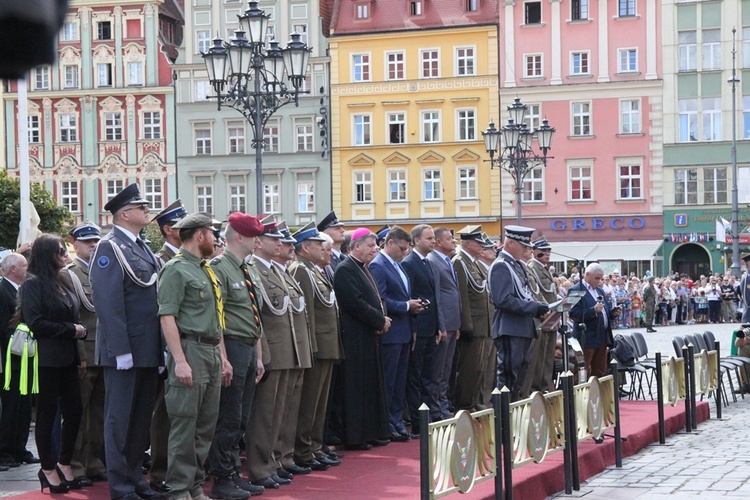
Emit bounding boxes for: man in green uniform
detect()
[643,276,657,332]
[207,213,266,499]
[158,213,232,500]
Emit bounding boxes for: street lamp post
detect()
[203,1,311,215]
[482,97,555,226]
[729,27,741,278]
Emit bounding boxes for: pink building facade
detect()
[498,0,664,276]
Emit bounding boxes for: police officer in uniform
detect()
[65,222,104,485]
[158,213,232,500]
[90,183,165,500]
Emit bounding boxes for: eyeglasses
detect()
[58,247,68,256]
[122,205,150,213]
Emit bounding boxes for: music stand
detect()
[548,291,586,376]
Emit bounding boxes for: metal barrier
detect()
[693,349,719,397]
[655,352,690,443]
[573,375,617,442]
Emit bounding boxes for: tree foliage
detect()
[0,169,74,249]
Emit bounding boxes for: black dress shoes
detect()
[390,432,410,442]
[275,468,293,480]
[136,487,167,499]
[283,463,311,475]
[315,454,341,466]
[89,472,109,482]
[369,438,391,447]
[297,459,330,471]
[149,480,172,493]
[17,453,41,464]
[0,465,8,472]
[252,477,279,489]
[0,459,20,468]
[324,447,344,459]
[75,476,94,487]
[271,474,291,485]
[345,443,372,451]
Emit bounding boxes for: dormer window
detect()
[466,0,477,12]
[410,0,422,16]
[356,2,369,19]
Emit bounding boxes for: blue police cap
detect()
[70,220,101,241]
[317,211,344,232]
[104,183,148,214]
[153,199,187,227]
[292,221,326,244]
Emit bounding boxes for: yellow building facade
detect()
[329,25,500,234]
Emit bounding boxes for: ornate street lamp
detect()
[483,98,556,226]
[202,1,312,215]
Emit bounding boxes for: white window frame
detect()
[297,181,315,213]
[674,168,698,205]
[353,114,372,146]
[229,183,247,213]
[293,23,308,44]
[618,48,637,73]
[410,0,423,16]
[354,170,373,203]
[420,48,440,79]
[61,181,80,213]
[63,65,79,88]
[127,61,144,86]
[702,97,722,141]
[617,162,642,200]
[61,21,78,41]
[423,168,442,201]
[422,110,441,143]
[352,53,371,82]
[194,123,213,155]
[703,167,728,205]
[743,27,750,69]
[568,162,593,201]
[571,101,591,136]
[294,118,314,152]
[387,112,406,145]
[617,0,636,17]
[385,51,405,80]
[524,53,543,78]
[456,108,476,142]
[34,66,50,90]
[105,180,125,205]
[196,182,214,214]
[143,178,163,210]
[59,113,77,142]
[678,98,698,142]
[571,0,589,21]
[702,29,721,71]
[143,111,161,140]
[388,169,407,202]
[227,121,246,154]
[263,182,281,214]
[264,118,280,152]
[743,95,750,139]
[678,31,697,72]
[525,1,542,25]
[28,115,40,143]
[620,98,641,134]
[455,46,475,76]
[97,63,113,87]
[458,166,477,199]
[522,165,544,202]
[524,103,541,132]
[104,112,123,141]
[96,21,112,40]
[196,30,211,54]
[356,3,369,19]
[570,51,590,75]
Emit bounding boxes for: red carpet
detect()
[7,400,709,500]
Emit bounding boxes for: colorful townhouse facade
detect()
[2,0,180,227]
[326,0,501,234]
[172,0,332,225]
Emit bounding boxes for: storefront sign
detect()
[550,217,645,231]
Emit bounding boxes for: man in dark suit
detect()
[333,229,392,449]
[427,227,460,420]
[0,252,34,468]
[402,225,442,431]
[570,263,618,378]
[90,183,165,500]
[370,226,424,441]
[489,226,549,402]
[740,254,750,323]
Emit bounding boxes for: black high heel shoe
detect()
[56,465,84,490]
[38,469,70,494]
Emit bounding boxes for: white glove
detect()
[116,353,134,370]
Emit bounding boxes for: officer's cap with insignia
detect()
[228,212,264,237]
[457,225,484,243]
[259,215,283,238]
[504,225,535,247]
[172,212,215,230]
[532,235,552,251]
[375,225,390,247]
[481,233,496,249]
[277,221,297,244]
[70,220,101,241]
[292,221,326,244]
[317,211,344,232]
[742,253,750,263]
[104,183,149,215]
[153,199,187,227]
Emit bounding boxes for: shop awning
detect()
[549,242,597,262]
[549,240,663,263]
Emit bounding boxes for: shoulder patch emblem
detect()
[97,256,110,269]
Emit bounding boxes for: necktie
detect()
[394,260,409,293]
[201,260,226,330]
[241,263,261,327]
[136,238,155,266]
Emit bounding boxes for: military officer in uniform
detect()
[643,276,657,332]
[90,183,165,500]
[317,212,346,272]
[65,222,104,485]
[158,212,232,500]
[290,224,343,469]
[476,233,499,408]
[489,226,549,402]
[453,226,493,411]
[148,199,187,494]
[741,254,750,323]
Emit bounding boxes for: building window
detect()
[571,102,591,136]
[143,179,163,210]
[571,0,588,21]
[356,3,369,19]
[104,112,123,141]
[194,80,211,101]
[59,114,77,142]
[97,21,112,40]
[569,166,592,201]
[702,29,721,71]
[229,184,246,213]
[678,31,697,72]
[525,54,542,78]
[458,167,477,199]
[353,114,371,146]
[196,184,213,214]
[620,99,640,134]
[618,164,641,199]
[704,167,727,205]
[143,112,161,140]
[388,112,406,144]
[194,124,212,155]
[523,166,544,202]
[197,30,211,53]
[571,51,589,75]
[618,48,637,73]
[674,168,698,205]
[63,65,79,88]
[352,54,370,82]
[525,1,541,24]
[61,181,79,212]
[457,109,476,141]
[28,115,40,143]
[678,98,698,142]
[743,27,750,68]
[264,25,276,48]
[264,119,279,152]
[410,1,422,16]
[456,47,475,76]
[422,110,440,143]
[386,51,405,80]
[293,24,308,44]
[62,21,78,41]
[466,0,478,12]
[127,62,144,85]
[743,96,750,138]
[263,183,280,213]
[297,182,315,213]
[420,49,439,78]
[389,170,406,202]
[423,169,442,201]
[618,0,635,17]
[228,122,246,154]
[354,171,372,202]
[702,97,721,141]
[524,103,541,131]
[97,63,113,86]
[295,119,314,152]
[105,180,125,204]
[34,66,49,90]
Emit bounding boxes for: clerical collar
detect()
[349,255,366,267]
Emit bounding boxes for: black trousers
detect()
[0,363,33,461]
[36,364,82,470]
[406,335,438,433]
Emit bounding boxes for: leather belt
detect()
[180,333,220,346]
[223,334,258,346]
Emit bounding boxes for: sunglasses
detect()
[122,205,150,213]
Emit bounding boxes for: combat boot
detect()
[210,476,250,500]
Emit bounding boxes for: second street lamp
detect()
[202,1,312,215]
[483,97,556,226]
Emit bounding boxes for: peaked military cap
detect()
[375,225,390,246]
[153,199,187,227]
[293,221,326,244]
[317,211,344,232]
[70,220,101,241]
[277,221,297,244]
[532,236,552,250]
[104,183,149,214]
[457,225,484,242]
[504,225,535,247]
[259,215,283,238]
[481,233,496,249]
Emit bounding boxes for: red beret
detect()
[228,213,263,237]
